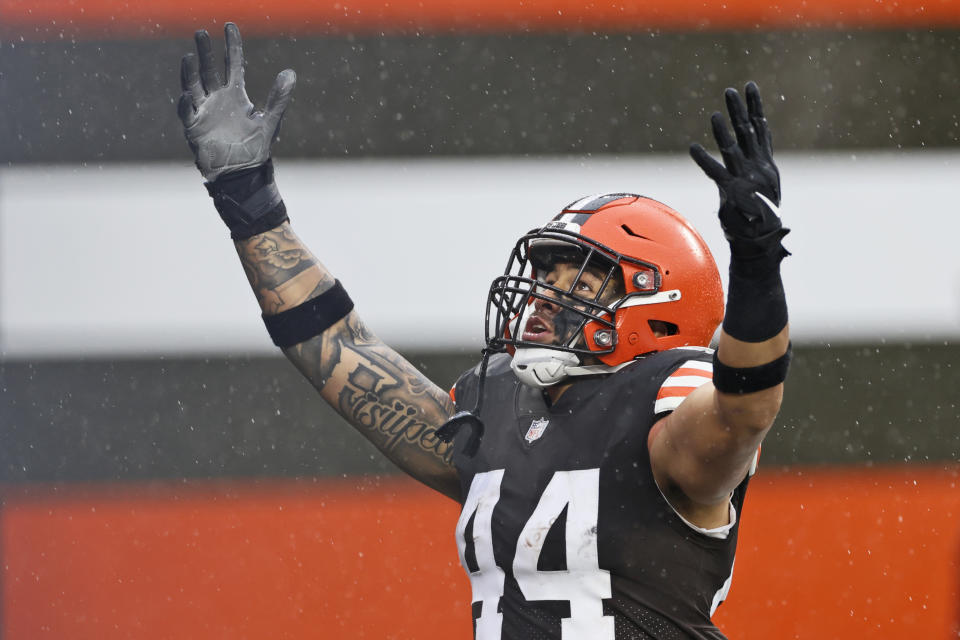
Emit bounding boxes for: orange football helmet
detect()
[486,193,724,386]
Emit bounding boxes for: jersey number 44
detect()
[456,469,614,640]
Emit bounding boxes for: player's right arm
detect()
[178,24,459,501]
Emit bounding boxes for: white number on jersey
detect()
[456,469,614,640]
[456,469,506,639]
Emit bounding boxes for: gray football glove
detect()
[177,23,296,182]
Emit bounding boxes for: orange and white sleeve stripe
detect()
[654,360,713,414]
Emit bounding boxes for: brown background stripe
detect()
[5,30,960,163]
[2,343,958,484]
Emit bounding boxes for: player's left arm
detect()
[649,82,791,526]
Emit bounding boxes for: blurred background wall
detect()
[1,1,959,638]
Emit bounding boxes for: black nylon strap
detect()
[230,204,288,241]
[262,280,354,348]
[712,344,792,394]
[204,160,290,240]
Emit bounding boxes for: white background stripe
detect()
[4,151,960,357]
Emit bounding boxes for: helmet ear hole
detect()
[648,320,678,337]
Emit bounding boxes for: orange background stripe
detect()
[3,466,958,639]
[3,0,960,39]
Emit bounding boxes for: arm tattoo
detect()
[235,224,333,313]
[237,225,457,494]
[286,313,457,474]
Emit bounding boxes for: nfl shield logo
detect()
[524,417,550,443]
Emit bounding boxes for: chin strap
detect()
[436,348,492,457]
[510,346,634,388]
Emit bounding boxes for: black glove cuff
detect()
[722,227,790,342]
[712,344,792,394]
[204,159,290,240]
[727,227,790,267]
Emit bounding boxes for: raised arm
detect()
[649,83,790,527]
[178,23,459,500]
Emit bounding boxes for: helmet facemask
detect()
[486,226,661,387]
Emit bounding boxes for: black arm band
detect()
[262,280,354,348]
[204,159,290,240]
[722,227,790,342]
[712,344,791,394]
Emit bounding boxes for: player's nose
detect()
[533,289,561,313]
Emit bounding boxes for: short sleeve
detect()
[653,359,713,415]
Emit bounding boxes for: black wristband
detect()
[712,344,791,394]
[262,280,355,348]
[204,159,290,240]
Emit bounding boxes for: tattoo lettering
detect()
[338,362,454,463]
[287,313,456,475]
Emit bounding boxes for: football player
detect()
[178,23,790,640]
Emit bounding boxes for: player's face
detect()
[522,262,616,346]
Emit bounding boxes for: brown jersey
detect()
[450,349,749,640]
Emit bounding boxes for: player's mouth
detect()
[522,314,556,344]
